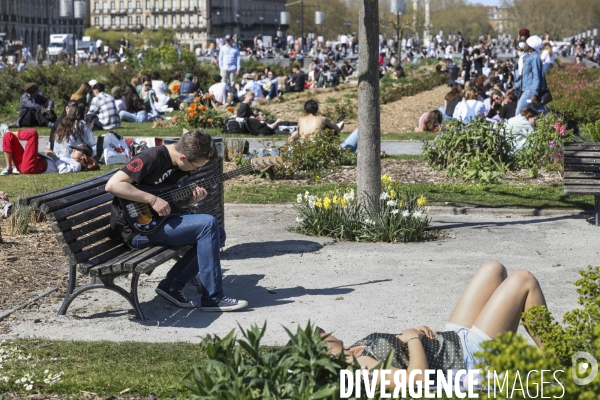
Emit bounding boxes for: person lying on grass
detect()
[1,129,98,175]
[316,261,546,389]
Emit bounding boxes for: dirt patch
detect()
[262,82,449,135]
[224,159,564,188]
[0,221,68,318]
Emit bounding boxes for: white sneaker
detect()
[336,121,345,131]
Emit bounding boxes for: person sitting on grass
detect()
[237,91,257,119]
[87,83,121,131]
[119,85,148,123]
[505,107,539,151]
[288,100,343,143]
[439,85,463,121]
[208,75,230,106]
[245,111,284,135]
[179,73,199,105]
[452,88,485,123]
[17,83,57,128]
[316,261,546,390]
[51,100,96,157]
[1,129,98,175]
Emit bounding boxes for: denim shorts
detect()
[444,323,492,387]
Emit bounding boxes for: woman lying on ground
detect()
[317,261,546,389]
[1,129,98,175]
[288,100,342,142]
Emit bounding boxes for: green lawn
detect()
[0,162,592,211]
[0,339,208,397]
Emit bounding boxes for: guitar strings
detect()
[125,162,267,215]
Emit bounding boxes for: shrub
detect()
[478,265,600,399]
[322,99,357,123]
[295,175,432,243]
[517,113,575,175]
[183,323,363,400]
[176,95,228,130]
[546,63,600,124]
[583,119,600,142]
[380,73,447,104]
[275,130,356,180]
[422,118,515,183]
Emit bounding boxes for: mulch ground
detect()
[0,159,563,332]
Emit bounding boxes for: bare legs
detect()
[448,261,547,347]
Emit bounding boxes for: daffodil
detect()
[315,199,323,208]
[341,198,347,207]
[387,200,397,207]
[391,209,399,215]
[380,192,390,200]
[297,194,303,203]
[417,196,427,207]
[333,195,340,204]
[323,197,332,210]
[390,190,397,199]
[402,210,410,217]
[381,174,392,185]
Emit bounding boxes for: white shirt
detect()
[52,121,96,157]
[209,82,229,104]
[151,80,168,100]
[43,156,82,174]
[452,99,485,122]
[96,39,102,49]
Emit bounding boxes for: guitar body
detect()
[115,155,283,236]
[118,182,191,235]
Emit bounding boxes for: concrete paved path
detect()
[1,136,424,156]
[1,204,596,346]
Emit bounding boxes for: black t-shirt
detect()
[473,48,483,70]
[462,49,470,67]
[292,72,305,90]
[121,146,187,186]
[499,101,518,120]
[237,103,254,119]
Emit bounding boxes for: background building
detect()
[89,0,286,49]
[0,0,87,49]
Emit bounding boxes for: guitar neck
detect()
[177,164,255,198]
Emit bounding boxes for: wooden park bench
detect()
[564,142,600,226]
[20,158,225,320]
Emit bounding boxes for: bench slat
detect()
[564,186,600,195]
[41,186,108,214]
[564,158,600,165]
[52,204,112,232]
[564,151,600,157]
[563,143,600,151]
[123,246,174,272]
[62,227,113,255]
[19,169,116,207]
[564,171,600,179]
[47,193,113,221]
[135,246,192,275]
[58,216,112,243]
[69,238,123,264]
[564,164,600,172]
[563,179,600,185]
[88,249,139,276]
[77,244,131,273]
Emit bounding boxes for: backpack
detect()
[223,117,246,134]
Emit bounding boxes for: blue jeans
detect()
[267,84,278,99]
[515,90,533,116]
[131,214,226,302]
[438,106,452,120]
[119,110,148,123]
[341,128,358,152]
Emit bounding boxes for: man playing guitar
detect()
[105,129,248,311]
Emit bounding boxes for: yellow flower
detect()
[381,174,392,185]
[341,198,347,207]
[315,199,323,208]
[417,196,427,207]
[333,195,340,205]
[398,200,403,208]
[390,190,397,199]
[323,197,332,210]
[314,175,321,182]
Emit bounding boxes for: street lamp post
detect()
[198,8,220,39]
[259,15,264,35]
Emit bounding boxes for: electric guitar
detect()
[117,155,282,235]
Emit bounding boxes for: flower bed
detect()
[294,175,432,243]
[546,63,600,124]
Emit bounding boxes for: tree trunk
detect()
[357,0,381,213]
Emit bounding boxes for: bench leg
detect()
[57,266,146,320]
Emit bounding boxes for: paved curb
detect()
[225,203,590,217]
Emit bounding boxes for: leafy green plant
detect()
[517,113,575,174]
[546,63,600,124]
[322,99,357,123]
[379,73,447,104]
[478,265,600,399]
[183,323,365,400]
[295,175,432,243]
[276,130,356,180]
[584,120,600,142]
[422,118,515,183]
